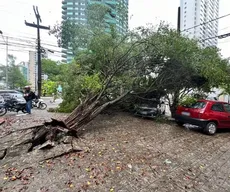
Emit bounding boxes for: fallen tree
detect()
[1,24,155,159]
[1,12,230,160]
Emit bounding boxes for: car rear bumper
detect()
[134,111,159,118]
[175,114,208,128]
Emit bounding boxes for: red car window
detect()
[223,103,230,112]
[211,103,225,112]
[191,101,206,109]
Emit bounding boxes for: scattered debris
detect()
[164,159,172,165]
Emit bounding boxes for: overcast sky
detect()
[0,0,230,64]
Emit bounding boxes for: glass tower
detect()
[62,0,129,63]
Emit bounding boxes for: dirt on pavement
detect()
[1,109,230,192]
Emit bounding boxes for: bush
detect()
[179,96,197,107]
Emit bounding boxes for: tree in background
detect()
[42,80,57,96]
[41,59,68,96]
[0,55,28,89]
[140,26,230,116]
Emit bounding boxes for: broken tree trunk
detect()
[0,91,129,160]
[63,91,130,132]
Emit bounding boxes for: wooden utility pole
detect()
[25,6,50,97]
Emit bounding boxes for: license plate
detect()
[181,112,190,116]
[141,111,148,115]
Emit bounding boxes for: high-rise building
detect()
[18,61,29,81]
[61,0,129,63]
[180,0,219,47]
[28,51,37,91]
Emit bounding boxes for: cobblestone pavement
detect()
[1,108,230,191]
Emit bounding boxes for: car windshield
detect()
[223,104,230,112]
[190,101,206,109]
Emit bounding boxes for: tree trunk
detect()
[63,91,130,132]
[169,90,180,118]
[0,92,130,160]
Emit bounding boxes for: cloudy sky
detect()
[0,0,230,64]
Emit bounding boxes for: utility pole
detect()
[177,7,181,33]
[5,36,8,89]
[0,31,8,88]
[25,6,50,97]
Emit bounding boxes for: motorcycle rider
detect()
[23,86,36,114]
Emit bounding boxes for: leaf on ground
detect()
[85,168,90,172]
[69,184,74,188]
[127,164,132,169]
[11,176,17,181]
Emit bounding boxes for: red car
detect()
[175,100,230,135]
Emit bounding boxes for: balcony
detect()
[105,18,116,24]
[105,0,117,5]
[62,4,67,10]
[62,15,67,20]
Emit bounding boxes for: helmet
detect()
[24,86,30,90]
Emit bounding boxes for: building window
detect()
[67,2,73,5]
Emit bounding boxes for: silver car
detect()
[0,90,26,103]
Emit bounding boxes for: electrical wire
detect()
[2,34,62,49]
[200,32,230,42]
[181,13,230,32]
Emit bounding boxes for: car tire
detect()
[176,121,184,126]
[204,122,217,135]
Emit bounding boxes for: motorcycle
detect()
[0,98,27,116]
[32,98,47,110]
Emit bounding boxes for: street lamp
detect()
[0,30,8,89]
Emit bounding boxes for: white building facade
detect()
[28,51,38,91]
[180,0,219,47]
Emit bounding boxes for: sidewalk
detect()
[0,117,5,125]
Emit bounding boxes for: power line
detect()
[2,34,62,49]
[200,32,230,42]
[0,41,63,53]
[182,13,230,32]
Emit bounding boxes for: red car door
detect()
[209,103,229,128]
[223,103,230,128]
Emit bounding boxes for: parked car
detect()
[0,90,26,103]
[134,101,166,118]
[175,99,230,135]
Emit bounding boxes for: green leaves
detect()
[51,7,230,114]
[82,73,102,92]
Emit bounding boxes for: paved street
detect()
[1,108,230,191]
